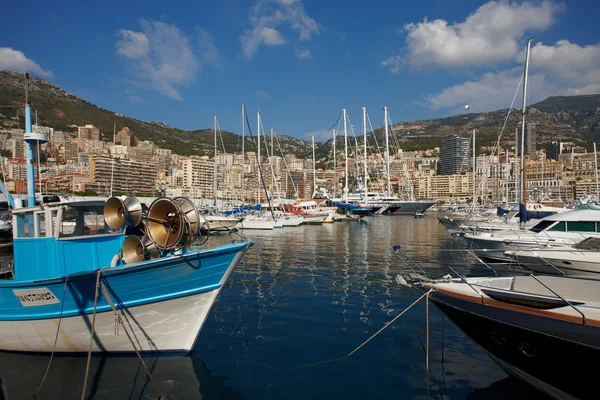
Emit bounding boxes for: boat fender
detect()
[110,253,121,267]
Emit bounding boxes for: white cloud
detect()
[380,55,401,73]
[297,49,312,59]
[257,90,270,98]
[116,20,221,100]
[426,38,600,112]
[523,40,600,95]
[396,1,563,70]
[116,30,149,59]
[425,67,530,112]
[240,0,319,58]
[0,47,53,77]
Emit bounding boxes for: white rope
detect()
[81,269,103,400]
[293,288,433,369]
[99,282,164,399]
[34,276,69,396]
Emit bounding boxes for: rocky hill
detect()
[1,70,599,160]
[0,70,309,157]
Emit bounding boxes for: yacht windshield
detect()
[529,220,555,233]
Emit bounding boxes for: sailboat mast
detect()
[257,111,261,204]
[312,136,316,198]
[270,126,274,198]
[519,39,533,210]
[472,128,476,207]
[384,106,391,197]
[333,127,337,199]
[363,107,367,200]
[241,103,245,202]
[343,108,348,202]
[595,143,599,200]
[213,113,218,209]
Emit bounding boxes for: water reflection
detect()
[196,214,510,399]
[0,215,516,399]
[0,352,243,399]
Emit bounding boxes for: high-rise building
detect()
[90,156,158,196]
[438,135,471,175]
[516,123,537,155]
[545,139,561,160]
[182,157,216,199]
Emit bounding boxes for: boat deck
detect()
[426,275,600,325]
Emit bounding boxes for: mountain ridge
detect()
[1,70,599,160]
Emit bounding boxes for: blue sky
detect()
[1,0,599,141]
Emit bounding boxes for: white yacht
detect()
[507,237,600,276]
[463,208,600,261]
[439,203,569,235]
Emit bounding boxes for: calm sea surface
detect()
[0,214,547,399]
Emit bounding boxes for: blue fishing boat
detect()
[0,84,252,353]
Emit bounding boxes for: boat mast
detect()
[472,128,476,208]
[519,39,533,216]
[257,111,261,205]
[384,106,391,197]
[363,107,367,200]
[24,75,35,206]
[110,121,115,196]
[241,102,245,202]
[343,108,348,202]
[333,127,337,199]
[312,135,316,198]
[214,113,218,209]
[271,126,274,199]
[595,142,599,201]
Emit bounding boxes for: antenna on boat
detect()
[23,73,48,207]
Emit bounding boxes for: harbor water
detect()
[0,214,547,399]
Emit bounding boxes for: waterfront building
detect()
[414,173,473,203]
[181,157,216,199]
[90,155,158,196]
[438,135,471,175]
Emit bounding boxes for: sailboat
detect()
[358,107,435,215]
[395,43,600,400]
[237,107,277,230]
[0,80,253,353]
[201,113,244,233]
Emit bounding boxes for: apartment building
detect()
[439,135,471,175]
[90,156,158,196]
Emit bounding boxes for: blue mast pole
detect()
[25,102,35,207]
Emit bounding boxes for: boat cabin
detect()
[529,209,600,234]
[7,201,124,281]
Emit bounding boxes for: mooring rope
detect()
[292,289,434,370]
[99,282,164,399]
[81,269,103,400]
[34,275,69,398]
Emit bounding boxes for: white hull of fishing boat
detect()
[0,288,219,353]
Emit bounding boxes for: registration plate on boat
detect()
[12,288,60,307]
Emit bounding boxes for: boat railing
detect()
[393,243,598,324]
[528,274,587,324]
